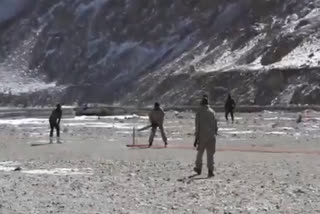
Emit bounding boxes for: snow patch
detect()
[265,131,288,135]
[24,168,93,175]
[0,161,20,172]
[202,34,266,72]
[0,118,47,126]
[223,131,254,135]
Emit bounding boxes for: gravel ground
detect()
[0,111,319,213]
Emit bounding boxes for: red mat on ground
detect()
[126,144,320,155]
[127,144,166,149]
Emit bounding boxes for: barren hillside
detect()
[0,0,319,106]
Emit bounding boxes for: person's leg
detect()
[206,140,216,177]
[159,125,168,146]
[56,123,60,137]
[49,122,54,137]
[148,126,157,147]
[55,123,61,143]
[49,122,54,143]
[194,143,205,174]
[231,110,234,123]
[225,111,229,121]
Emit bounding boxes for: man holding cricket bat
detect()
[148,102,168,147]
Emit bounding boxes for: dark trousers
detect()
[149,124,167,146]
[195,139,216,171]
[50,121,60,137]
[225,110,234,122]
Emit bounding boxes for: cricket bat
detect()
[137,124,152,132]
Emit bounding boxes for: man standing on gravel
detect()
[225,93,236,123]
[49,104,62,143]
[194,97,218,177]
[148,102,168,148]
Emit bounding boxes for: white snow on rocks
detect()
[0,161,93,175]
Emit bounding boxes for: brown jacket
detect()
[149,107,165,126]
[195,105,218,143]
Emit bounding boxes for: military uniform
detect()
[194,104,218,175]
[225,95,236,123]
[148,106,167,146]
[49,105,62,143]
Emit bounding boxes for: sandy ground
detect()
[0,110,320,213]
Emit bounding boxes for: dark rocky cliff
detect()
[0,0,319,106]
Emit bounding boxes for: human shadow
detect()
[30,142,55,147]
[126,145,167,150]
[191,176,213,181]
[177,174,214,182]
[177,174,199,182]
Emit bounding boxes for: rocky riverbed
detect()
[0,110,319,213]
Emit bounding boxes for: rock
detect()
[308,53,315,58]
[293,189,305,194]
[13,166,22,171]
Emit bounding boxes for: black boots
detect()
[194,168,215,177]
[208,170,214,178]
[193,167,201,175]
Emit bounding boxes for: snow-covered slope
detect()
[0,0,319,106]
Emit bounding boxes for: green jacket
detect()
[195,105,218,143]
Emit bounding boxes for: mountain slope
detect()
[0,0,319,106]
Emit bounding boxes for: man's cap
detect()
[201,98,209,106]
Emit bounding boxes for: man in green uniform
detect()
[194,97,218,177]
[148,102,168,147]
[49,104,62,143]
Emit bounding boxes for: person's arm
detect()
[232,100,236,108]
[215,118,218,135]
[213,113,218,135]
[57,111,62,124]
[160,109,165,125]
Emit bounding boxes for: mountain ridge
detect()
[0,0,319,106]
